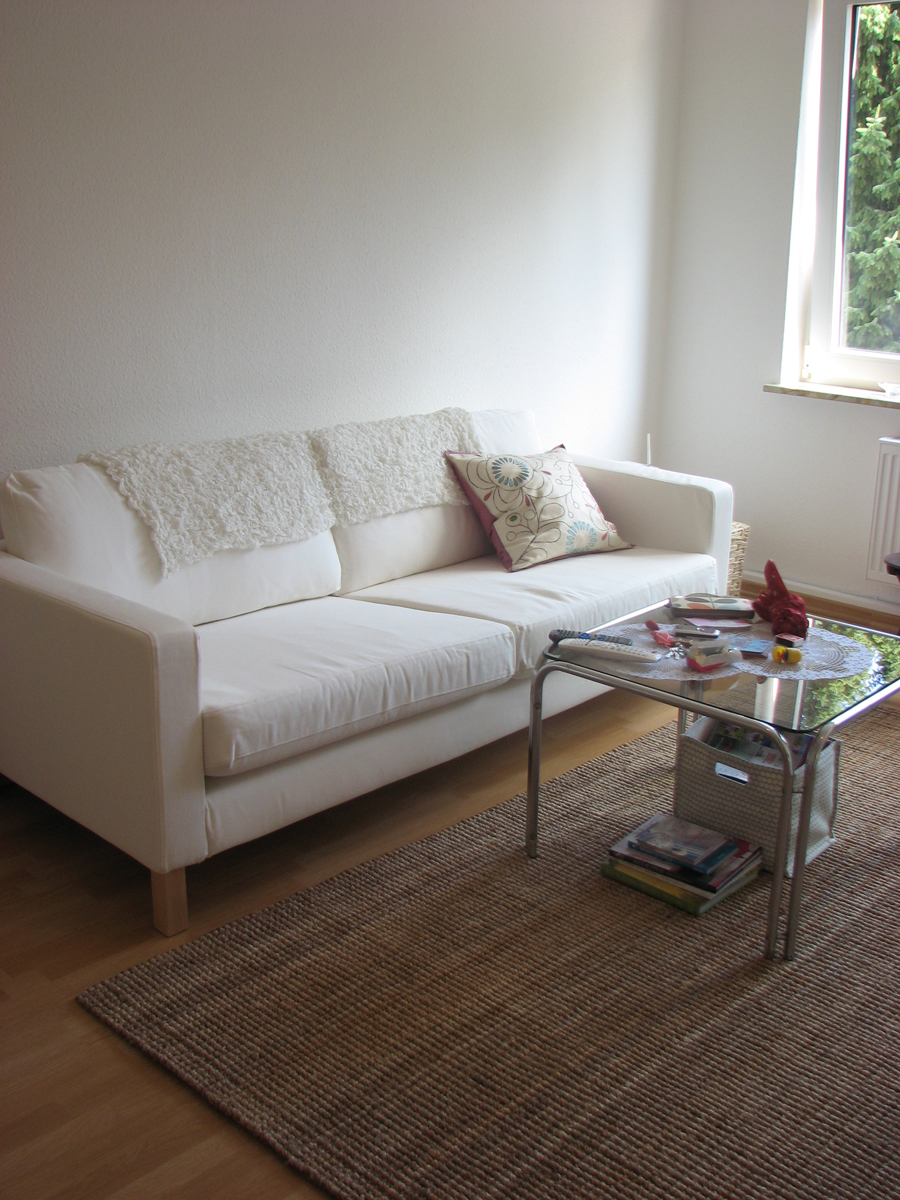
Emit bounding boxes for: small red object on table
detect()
[753,561,808,639]
[645,619,676,647]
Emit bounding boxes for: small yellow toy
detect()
[772,644,802,664]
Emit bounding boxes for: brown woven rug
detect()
[79,710,900,1200]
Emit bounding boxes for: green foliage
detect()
[844,4,900,351]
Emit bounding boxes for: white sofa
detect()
[0,409,732,933]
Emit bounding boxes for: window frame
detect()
[784,0,900,390]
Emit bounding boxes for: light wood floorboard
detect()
[0,682,674,1200]
[1,587,893,1198]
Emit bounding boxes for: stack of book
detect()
[601,813,762,915]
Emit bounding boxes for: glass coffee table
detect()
[525,600,900,960]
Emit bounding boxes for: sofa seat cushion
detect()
[198,597,517,776]
[343,548,718,673]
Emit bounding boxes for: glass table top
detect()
[545,603,900,734]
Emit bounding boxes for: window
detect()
[783,0,900,390]
[841,4,900,353]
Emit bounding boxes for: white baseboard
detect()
[742,569,900,619]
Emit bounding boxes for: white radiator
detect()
[867,437,900,583]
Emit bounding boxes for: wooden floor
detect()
[1,589,894,1199]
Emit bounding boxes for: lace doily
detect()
[309,408,482,527]
[561,624,876,684]
[81,432,334,576]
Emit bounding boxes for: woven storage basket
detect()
[673,717,839,876]
[727,521,750,596]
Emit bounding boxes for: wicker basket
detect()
[673,717,839,875]
[727,521,750,596]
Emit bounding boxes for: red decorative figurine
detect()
[752,560,808,639]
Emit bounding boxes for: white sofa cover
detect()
[198,597,517,775]
[346,548,716,673]
[0,408,733,932]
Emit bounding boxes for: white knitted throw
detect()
[310,408,483,527]
[80,409,485,574]
[80,432,334,576]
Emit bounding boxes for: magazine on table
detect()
[702,721,815,770]
[705,724,781,768]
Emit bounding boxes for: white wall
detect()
[0,0,680,481]
[655,0,900,614]
[9,1,895,611]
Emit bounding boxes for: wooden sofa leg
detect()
[151,867,188,936]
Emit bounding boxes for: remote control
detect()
[555,638,660,663]
[548,628,632,646]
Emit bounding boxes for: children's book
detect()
[601,857,761,915]
[668,594,756,619]
[610,828,762,893]
[628,813,732,871]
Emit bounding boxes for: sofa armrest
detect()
[573,457,734,592]
[0,552,207,874]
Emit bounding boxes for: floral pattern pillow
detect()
[445,447,631,571]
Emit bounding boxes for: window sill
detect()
[763,382,900,408]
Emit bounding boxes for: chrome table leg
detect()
[764,735,796,960]
[525,665,551,858]
[783,727,833,960]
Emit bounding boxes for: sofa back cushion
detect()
[334,505,490,593]
[0,407,546,616]
[334,408,546,592]
[0,463,342,625]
